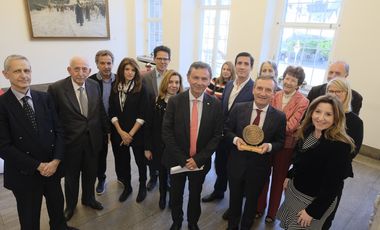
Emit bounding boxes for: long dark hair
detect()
[113,58,142,93]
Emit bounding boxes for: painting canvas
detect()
[25,0,110,38]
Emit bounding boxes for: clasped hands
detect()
[236,137,269,154]
[37,159,60,177]
[119,130,133,146]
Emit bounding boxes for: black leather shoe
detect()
[82,200,103,210]
[64,208,74,221]
[119,186,132,202]
[188,223,200,230]
[146,177,157,191]
[159,194,166,210]
[136,184,147,203]
[96,179,106,195]
[169,223,182,230]
[222,208,230,220]
[202,191,224,202]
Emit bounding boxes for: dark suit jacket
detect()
[108,84,148,146]
[225,102,286,156]
[47,77,107,152]
[221,79,254,119]
[0,89,65,190]
[307,83,363,115]
[89,72,116,96]
[162,90,223,169]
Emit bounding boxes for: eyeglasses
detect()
[155,57,170,62]
[327,90,345,95]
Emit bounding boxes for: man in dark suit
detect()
[225,76,286,230]
[0,55,77,230]
[142,45,171,191]
[162,61,223,230]
[48,56,107,221]
[202,52,254,204]
[88,50,115,195]
[307,61,363,115]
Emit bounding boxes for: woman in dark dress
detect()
[277,95,355,229]
[322,77,364,229]
[144,70,183,209]
[109,58,149,203]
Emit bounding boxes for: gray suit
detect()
[143,69,159,97]
[48,77,107,210]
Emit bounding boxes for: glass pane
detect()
[148,0,162,18]
[285,0,342,23]
[277,27,335,86]
[203,0,217,6]
[148,22,162,54]
[220,0,231,6]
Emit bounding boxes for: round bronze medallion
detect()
[242,125,264,145]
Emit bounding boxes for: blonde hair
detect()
[215,61,236,84]
[158,70,184,99]
[326,77,352,113]
[298,94,355,152]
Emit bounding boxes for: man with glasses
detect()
[48,56,108,221]
[307,61,363,115]
[142,45,171,191]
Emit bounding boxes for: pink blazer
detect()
[271,90,309,148]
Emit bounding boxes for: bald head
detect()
[67,56,91,86]
[327,61,349,81]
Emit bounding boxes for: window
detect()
[200,0,231,76]
[147,0,162,55]
[276,0,343,87]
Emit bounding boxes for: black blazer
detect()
[225,101,286,155]
[108,83,148,146]
[307,83,363,115]
[0,90,65,190]
[47,77,107,152]
[162,91,223,169]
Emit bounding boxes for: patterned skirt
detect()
[276,179,337,230]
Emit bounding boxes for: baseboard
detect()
[360,145,380,161]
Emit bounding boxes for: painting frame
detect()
[25,0,110,39]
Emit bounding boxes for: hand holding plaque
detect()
[239,125,265,153]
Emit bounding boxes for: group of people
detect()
[203,59,363,230]
[0,46,363,230]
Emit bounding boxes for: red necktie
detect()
[252,109,262,126]
[190,100,198,157]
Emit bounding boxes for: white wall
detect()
[1,0,379,149]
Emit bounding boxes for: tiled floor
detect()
[0,151,379,230]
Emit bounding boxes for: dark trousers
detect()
[213,138,231,194]
[97,136,109,181]
[322,181,344,230]
[159,163,169,195]
[257,147,294,218]
[112,142,147,186]
[13,177,67,230]
[170,167,208,225]
[64,135,98,210]
[228,151,270,229]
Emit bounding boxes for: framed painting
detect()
[25,0,110,39]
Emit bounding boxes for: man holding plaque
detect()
[225,76,286,230]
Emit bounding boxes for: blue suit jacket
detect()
[221,79,254,119]
[0,89,65,190]
[225,101,286,156]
